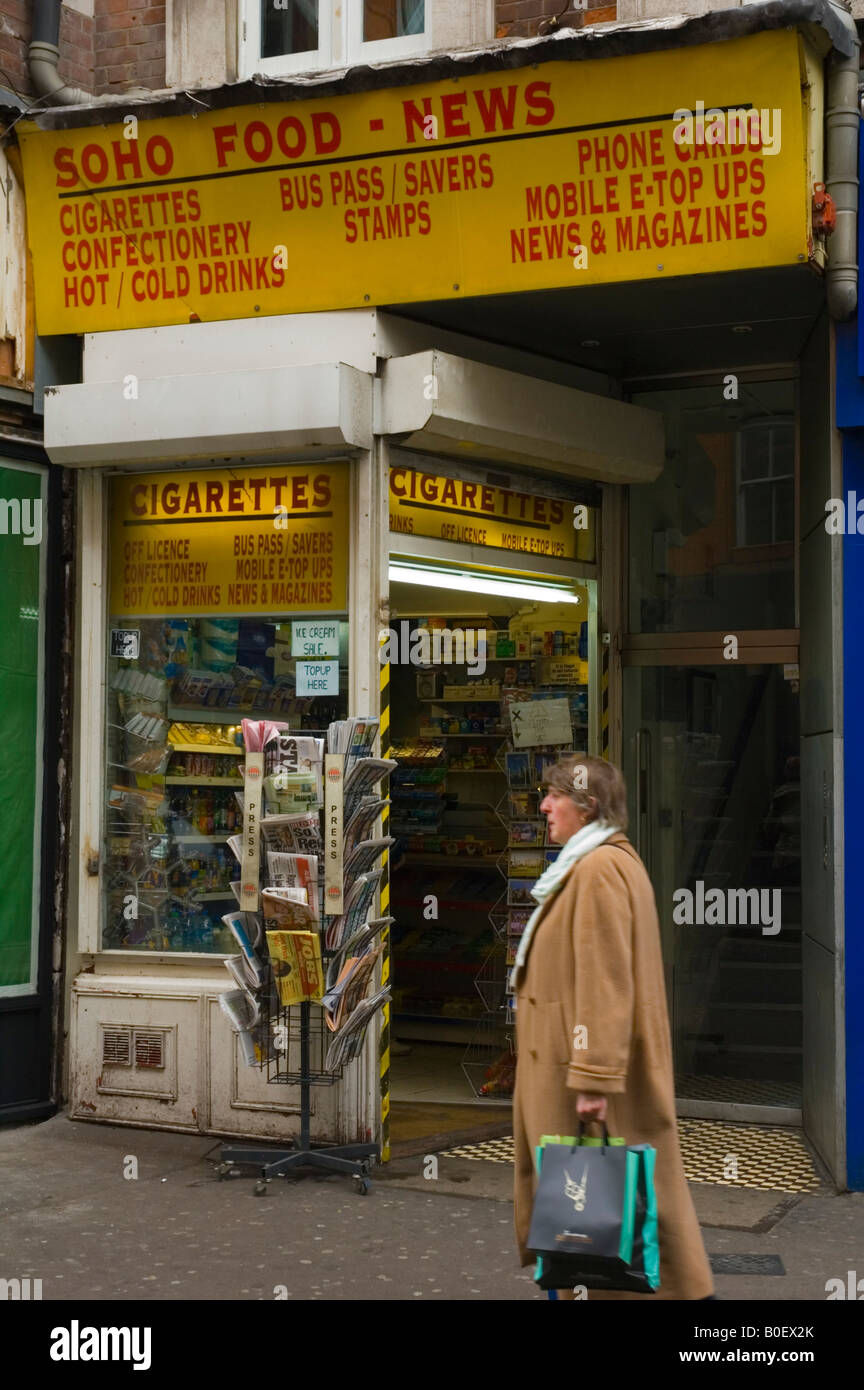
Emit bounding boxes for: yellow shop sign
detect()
[110,464,349,616]
[20,29,809,333]
[389,465,593,561]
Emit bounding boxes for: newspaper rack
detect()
[219,722,393,1197]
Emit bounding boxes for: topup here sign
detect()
[19,29,809,334]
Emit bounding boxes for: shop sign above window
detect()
[19,29,809,335]
[389,465,594,563]
[109,463,349,616]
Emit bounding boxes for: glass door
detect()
[623,662,800,1111]
[622,376,800,1115]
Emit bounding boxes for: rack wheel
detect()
[353,1175,370,1195]
[254,1179,268,1196]
[360,1158,374,1176]
[217,1163,231,1180]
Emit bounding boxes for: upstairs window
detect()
[243,0,428,77]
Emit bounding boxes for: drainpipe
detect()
[825,1,860,320]
[29,0,90,105]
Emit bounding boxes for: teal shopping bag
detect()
[530,1126,660,1293]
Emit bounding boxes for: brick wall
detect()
[495,0,616,40]
[0,1,165,102]
[95,0,166,94]
[0,0,37,96]
[60,4,96,93]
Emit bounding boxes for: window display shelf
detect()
[164,775,242,786]
[392,896,491,913]
[419,697,502,704]
[446,767,503,774]
[180,890,234,901]
[397,853,502,868]
[167,705,256,723]
[171,832,232,843]
[168,742,245,756]
[417,732,505,739]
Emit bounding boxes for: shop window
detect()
[627,380,796,634]
[103,464,350,955]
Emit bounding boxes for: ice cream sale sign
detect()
[19,28,809,334]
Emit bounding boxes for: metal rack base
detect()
[218,1140,379,1194]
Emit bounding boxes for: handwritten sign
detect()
[509,697,572,748]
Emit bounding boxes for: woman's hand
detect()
[576,1091,607,1122]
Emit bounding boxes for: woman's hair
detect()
[543,754,629,831]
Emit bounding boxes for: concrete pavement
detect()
[0,1113,862,1301]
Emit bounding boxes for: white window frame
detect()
[345,1,430,66]
[734,419,794,549]
[241,0,334,78]
[239,0,432,78]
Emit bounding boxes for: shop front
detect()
[20,4,860,1181]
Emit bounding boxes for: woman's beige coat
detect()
[512,832,714,1300]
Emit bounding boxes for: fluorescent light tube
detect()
[388,564,580,605]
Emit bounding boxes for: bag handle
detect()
[576,1120,611,1147]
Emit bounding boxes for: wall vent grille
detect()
[134,1031,165,1069]
[101,1028,132,1067]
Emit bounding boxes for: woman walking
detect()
[512,754,714,1300]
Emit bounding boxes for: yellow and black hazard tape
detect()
[378,642,391,1163]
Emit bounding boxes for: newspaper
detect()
[325,916,393,990]
[264,852,319,918]
[324,985,391,1072]
[322,941,385,1032]
[265,734,324,801]
[344,837,394,880]
[222,912,267,985]
[343,759,397,819]
[327,717,378,766]
[218,988,261,1067]
[266,930,325,1005]
[224,952,263,995]
[343,797,390,853]
[323,869,383,951]
[261,887,316,931]
[261,812,322,857]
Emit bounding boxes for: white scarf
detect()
[511,819,621,985]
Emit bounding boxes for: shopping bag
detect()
[528,1125,660,1293]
